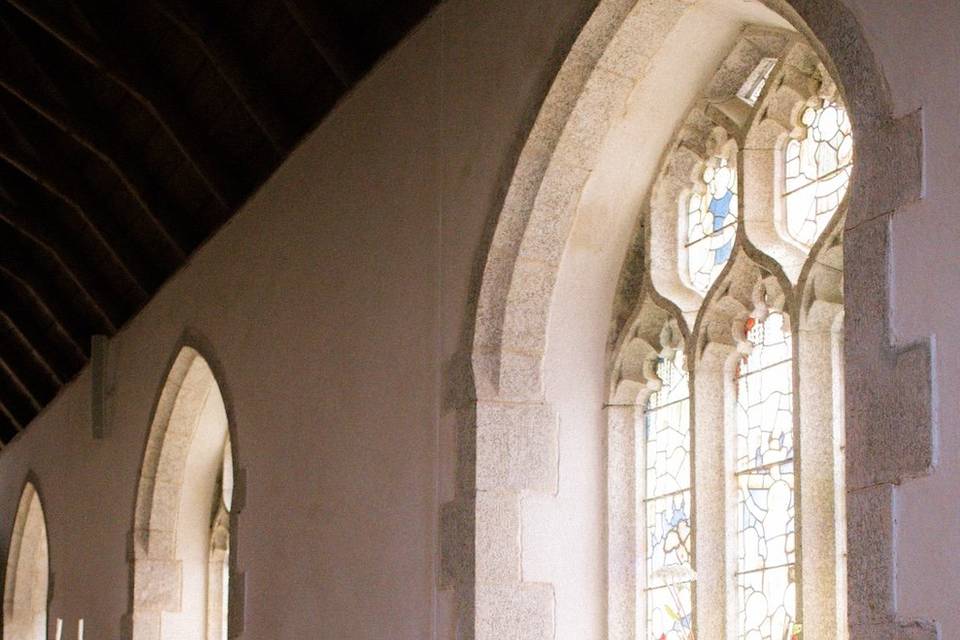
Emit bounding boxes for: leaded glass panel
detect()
[737,462,796,574]
[648,582,694,640]
[784,100,853,246]
[644,348,694,639]
[737,565,798,640]
[735,311,798,640]
[687,158,738,294]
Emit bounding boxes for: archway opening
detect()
[131,347,233,640]
[469,0,930,638]
[3,483,48,640]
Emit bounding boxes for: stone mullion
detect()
[693,343,736,639]
[798,315,842,639]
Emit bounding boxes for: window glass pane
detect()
[647,582,694,640]
[737,462,796,573]
[645,398,690,496]
[687,158,738,293]
[644,348,694,639]
[784,100,853,246]
[737,565,798,640]
[735,311,799,639]
[646,490,692,586]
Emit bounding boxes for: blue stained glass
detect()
[715,237,734,265]
[686,158,738,293]
[710,190,734,227]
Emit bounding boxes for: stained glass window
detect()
[620,41,852,640]
[687,158,738,294]
[644,348,694,640]
[784,100,853,246]
[734,311,799,640]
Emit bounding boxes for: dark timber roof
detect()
[0,0,438,442]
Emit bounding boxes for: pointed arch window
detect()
[611,30,852,640]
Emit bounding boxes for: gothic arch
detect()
[3,481,49,640]
[128,346,238,640]
[466,0,932,638]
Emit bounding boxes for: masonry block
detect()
[476,582,554,640]
[850,620,940,640]
[847,484,895,625]
[477,402,557,492]
[475,492,521,583]
[133,559,181,611]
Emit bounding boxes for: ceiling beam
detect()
[0,23,189,259]
[0,211,117,333]
[3,0,242,209]
[0,309,63,388]
[0,355,40,413]
[0,291,80,387]
[0,398,20,435]
[0,120,152,298]
[152,0,295,153]
[0,237,113,352]
[280,0,363,87]
[0,268,87,374]
[0,368,30,433]
[0,179,133,323]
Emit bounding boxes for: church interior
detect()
[0,1,955,639]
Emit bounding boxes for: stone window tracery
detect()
[611,29,853,640]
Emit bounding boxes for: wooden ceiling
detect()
[0,0,438,442]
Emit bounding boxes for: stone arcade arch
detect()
[465,0,934,638]
[3,482,49,640]
[128,347,236,640]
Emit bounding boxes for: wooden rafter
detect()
[0,111,153,297]
[0,268,87,368]
[0,355,40,413]
[152,0,294,153]
[280,0,362,87]
[0,212,117,333]
[0,310,63,387]
[3,0,242,209]
[0,25,189,259]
